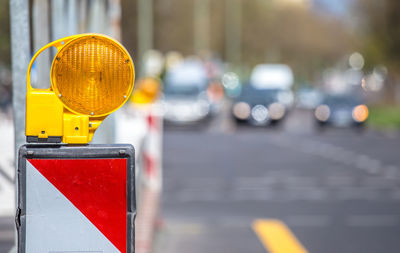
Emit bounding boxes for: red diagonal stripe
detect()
[29,159,127,253]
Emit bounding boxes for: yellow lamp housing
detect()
[130,77,161,105]
[25,34,135,144]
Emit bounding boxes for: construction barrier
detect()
[115,103,163,253]
[17,145,135,253]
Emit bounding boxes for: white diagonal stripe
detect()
[26,161,120,253]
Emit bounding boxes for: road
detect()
[156,109,400,253]
[0,218,13,253]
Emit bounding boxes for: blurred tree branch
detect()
[0,0,11,67]
[353,0,400,102]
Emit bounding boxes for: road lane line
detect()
[252,219,308,253]
[346,215,399,227]
[268,135,400,179]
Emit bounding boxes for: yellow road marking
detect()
[252,219,308,253]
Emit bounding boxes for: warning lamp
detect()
[130,77,161,105]
[25,34,135,144]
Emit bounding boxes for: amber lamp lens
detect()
[51,35,134,116]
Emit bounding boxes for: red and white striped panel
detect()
[25,159,128,253]
[142,112,163,191]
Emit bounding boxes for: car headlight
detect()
[251,105,269,122]
[194,100,210,116]
[269,102,285,120]
[315,105,330,122]
[233,102,251,120]
[352,104,369,122]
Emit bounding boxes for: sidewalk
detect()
[0,117,15,217]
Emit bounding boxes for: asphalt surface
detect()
[156,109,400,253]
[0,218,13,253]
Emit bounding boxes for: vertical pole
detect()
[225,0,242,65]
[88,0,106,33]
[194,0,210,54]
[10,0,31,163]
[10,0,30,167]
[108,0,122,41]
[137,0,153,77]
[32,0,51,89]
[10,0,31,252]
[51,0,66,40]
[77,0,88,33]
[67,0,78,35]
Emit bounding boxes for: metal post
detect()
[10,0,31,252]
[10,0,30,164]
[194,0,210,54]
[138,0,153,77]
[67,0,78,36]
[77,0,88,33]
[108,0,122,41]
[32,0,51,89]
[88,0,107,34]
[225,0,242,65]
[51,0,66,40]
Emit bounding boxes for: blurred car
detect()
[250,64,294,108]
[232,85,287,127]
[295,88,323,109]
[314,93,369,129]
[162,61,211,125]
